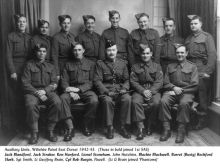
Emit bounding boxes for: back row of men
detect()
[6,11,217,145]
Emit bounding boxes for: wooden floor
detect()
[7,128,220,146]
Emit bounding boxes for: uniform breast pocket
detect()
[84,40,93,50]
[194,41,206,54]
[59,42,68,53]
[68,68,77,80]
[82,67,90,80]
[31,68,40,84]
[44,69,52,82]
[149,72,156,81]
[103,72,112,81]
[136,70,145,82]
[13,40,22,53]
[181,70,192,83]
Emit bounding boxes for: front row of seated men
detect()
[21,39,198,145]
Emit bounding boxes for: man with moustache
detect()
[130,44,163,140]
[160,18,184,73]
[129,13,161,64]
[31,19,52,62]
[185,15,217,130]
[99,10,131,65]
[60,42,98,141]
[75,15,100,62]
[94,40,131,139]
[159,45,198,143]
[52,15,76,80]
[22,44,61,144]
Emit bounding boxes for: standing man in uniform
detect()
[129,13,161,64]
[130,44,163,140]
[75,15,100,62]
[94,40,131,139]
[31,19,52,62]
[6,14,32,129]
[60,42,98,141]
[159,45,198,143]
[52,15,76,80]
[99,10,131,65]
[160,18,184,73]
[185,15,217,129]
[22,44,61,144]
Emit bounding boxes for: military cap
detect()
[105,39,116,49]
[187,15,202,22]
[82,15,96,22]
[14,14,26,22]
[162,17,175,25]
[38,19,49,28]
[174,43,186,50]
[34,43,48,51]
[139,43,151,52]
[58,15,72,23]
[135,13,149,20]
[109,10,120,18]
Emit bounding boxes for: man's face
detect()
[73,44,84,59]
[85,18,95,32]
[40,23,49,35]
[190,19,202,32]
[36,48,47,61]
[109,13,120,28]
[164,20,175,35]
[138,16,149,30]
[60,18,71,32]
[106,45,117,60]
[17,17,27,32]
[141,48,152,62]
[176,46,188,63]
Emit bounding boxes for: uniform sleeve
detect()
[98,33,106,60]
[182,65,199,94]
[93,62,109,95]
[6,35,15,74]
[21,64,37,94]
[153,30,161,64]
[127,34,136,65]
[78,63,94,93]
[130,67,145,94]
[163,67,175,90]
[149,65,163,94]
[44,65,58,94]
[51,36,60,75]
[60,64,70,92]
[121,64,130,90]
[205,34,217,75]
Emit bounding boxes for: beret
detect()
[58,15,72,23]
[139,43,150,52]
[135,13,149,20]
[82,15,95,22]
[34,43,48,51]
[105,39,116,49]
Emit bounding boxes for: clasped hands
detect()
[66,87,80,101]
[143,90,152,101]
[35,89,47,101]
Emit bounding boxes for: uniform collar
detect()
[74,56,86,64]
[176,60,187,68]
[193,30,203,37]
[163,33,175,40]
[60,29,71,38]
[111,26,120,30]
[140,59,152,68]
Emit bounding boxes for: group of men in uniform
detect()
[6,10,217,145]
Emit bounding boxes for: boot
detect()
[64,128,74,142]
[47,130,58,142]
[136,128,144,140]
[119,126,131,139]
[175,123,186,143]
[194,116,207,130]
[159,122,171,142]
[29,132,39,145]
[83,119,93,137]
[106,126,114,139]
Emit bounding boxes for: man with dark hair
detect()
[185,15,217,130]
[22,44,61,144]
[52,15,76,80]
[129,13,161,64]
[131,44,163,140]
[94,40,131,139]
[75,15,100,62]
[160,18,184,73]
[159,45,199,143]
[99,10,131,65]
[60,42,98,141]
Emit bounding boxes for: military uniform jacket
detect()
[51,30,76,75]
[61,57,95,93]
[75,30,100,60]
[185,30,217,75]
[6,31,32,74]
[160,34,184,61]
[130,60,163,95]
[94,58,130,95]
[99,27,131,62]
[129,28,161,64]
[163,60,199,94]
[31,34,52,61]
[22,59,58,95]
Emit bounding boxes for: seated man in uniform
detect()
[159,44,199,143]
[60,42,98,141]
[22,44,61,144]
[130,44,163,140]
[94,40,131,139]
